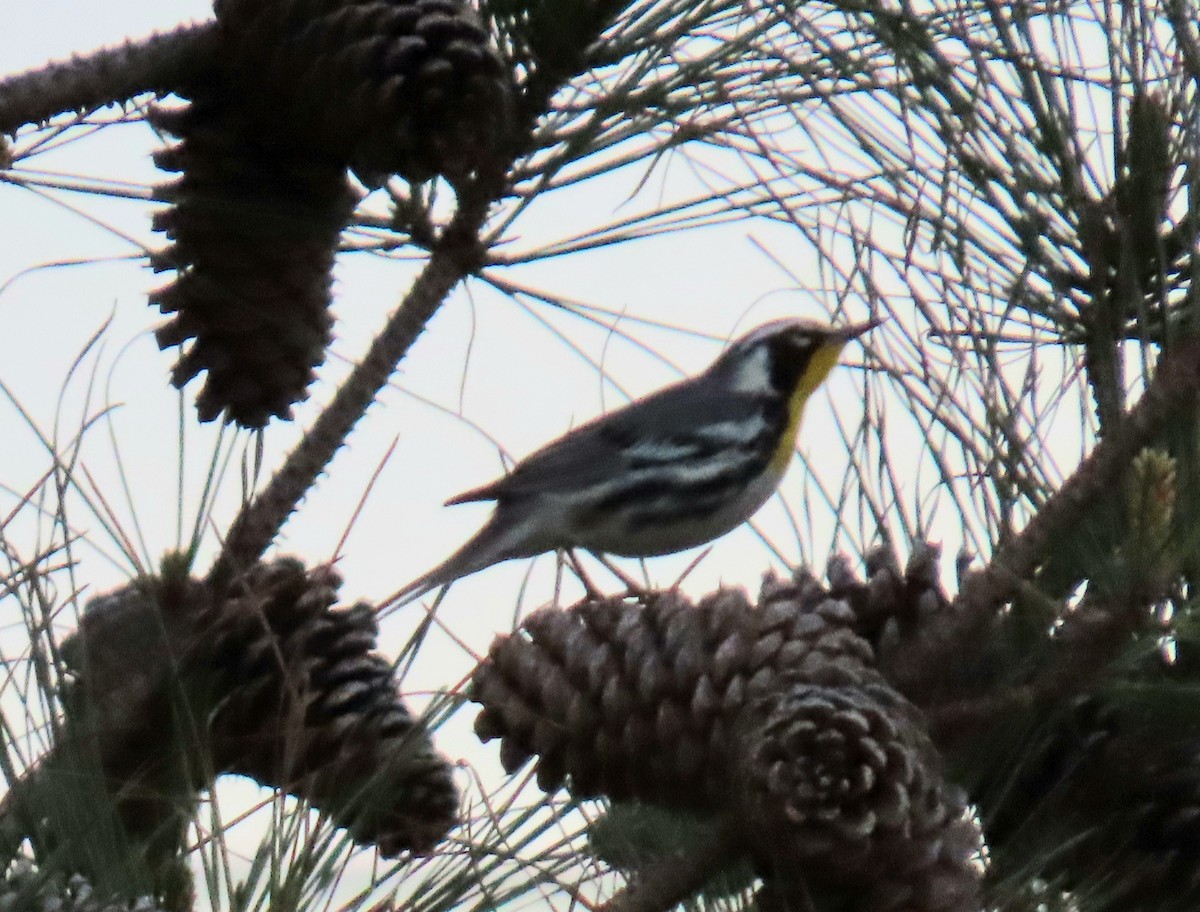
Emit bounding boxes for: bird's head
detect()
[711,317,878,398]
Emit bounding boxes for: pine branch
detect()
[206,183,497,591]
[0,24,216,134]
[888,336,1200,696]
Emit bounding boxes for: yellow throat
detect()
[769,339,848,472]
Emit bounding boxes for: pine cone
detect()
[737,675,982,912]
[488,0,632,86]
[193,559,460,855]
[472,577,983,910]
[473,583,874,801]
[212,0,514,185]
[45,559,457,860]
[827,543,1013,702]
[1117,91,1174,294]
[148,97,358,427]
[148,0,514,425]
[16,578,208,907]
[827,541,949,645]
[56,579,200,852]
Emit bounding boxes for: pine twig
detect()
[205,184,497,592]
[0,24,217,134]
[888,336,1200,692]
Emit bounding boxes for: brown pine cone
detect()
[736,674,982,912]
[149,97,357,427]
[50,559,457,859]
[191,559,459,855]
[1117,91,1174,294]
[212,0,514,185]
[472,576,981,911]
[472,582,874,802]
[148,0,515,425]
[54,577,202,853]
[827,543,1015,702]
[826,541,950,646]
[487,0,632,88]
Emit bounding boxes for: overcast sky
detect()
[1,3,892,641]
[1,4,952,906]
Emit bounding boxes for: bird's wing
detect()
[446,381,775,504]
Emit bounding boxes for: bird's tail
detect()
[383,510,535,613]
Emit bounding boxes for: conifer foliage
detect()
[2,0,1200,910]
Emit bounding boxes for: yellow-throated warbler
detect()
[391,318,875,606]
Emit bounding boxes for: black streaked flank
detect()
[581,396,787,525]
[582,454,765,522]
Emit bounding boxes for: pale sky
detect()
[1,4,892,644]
[0,3,986,907]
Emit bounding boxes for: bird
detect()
[388,317,877,608]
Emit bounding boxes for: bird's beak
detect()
[840,317,882,339]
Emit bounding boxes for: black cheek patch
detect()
[768,336,815,395]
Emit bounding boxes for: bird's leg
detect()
[591,552,649,599]
[563,549,606,600]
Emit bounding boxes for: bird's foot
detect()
[591,552,650,601]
